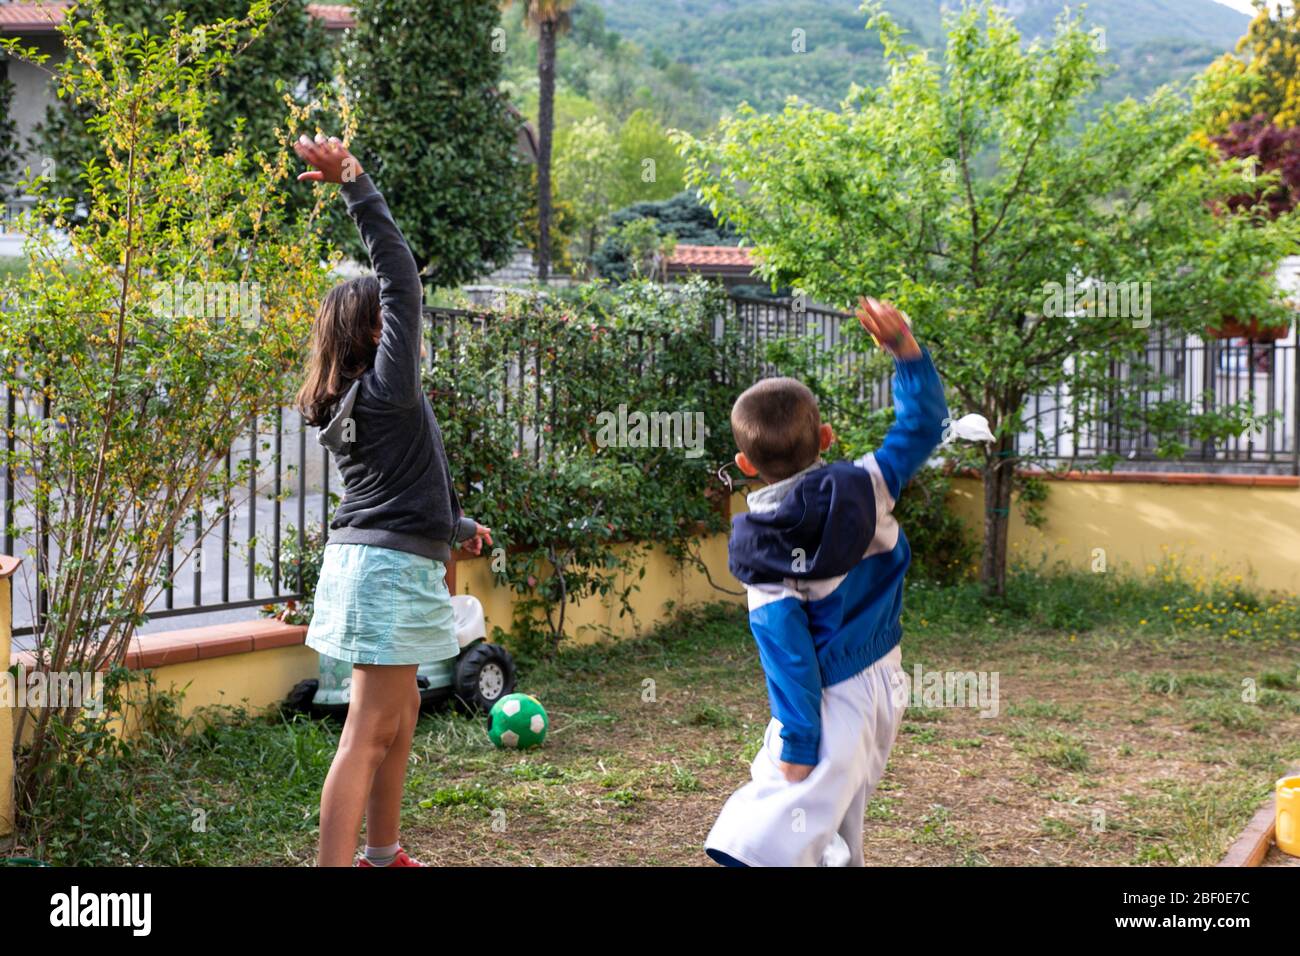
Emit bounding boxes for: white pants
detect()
[705,645,905,867]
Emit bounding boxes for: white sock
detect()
[363,841,401,867]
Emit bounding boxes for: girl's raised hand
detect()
[294,133,364,185]
[856,296,921,360]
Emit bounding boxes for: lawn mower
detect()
[284,594,517,718]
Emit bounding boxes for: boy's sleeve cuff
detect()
[779,737,819,766]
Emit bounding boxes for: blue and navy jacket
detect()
[728,349,948,765]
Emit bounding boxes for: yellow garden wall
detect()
[116,645,320,738]
[452,526,743,646]
[949,475,1300,593]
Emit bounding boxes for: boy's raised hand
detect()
[857,296,921,360]
[294,133,364,185]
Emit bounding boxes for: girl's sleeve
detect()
[340,173,424,406]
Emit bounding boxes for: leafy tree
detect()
[515,163,579,277]
[1204,0,1300,132]
[608,216,676,279]
[677,2,1299,596]
[611,108,685,206]
[553,108,686,270]
[0,64,21,200]
[508,0,577,282]
[554,115,619,267]
[346,0,529,287]
[592,191,736,281]
[1213,116,1300,219]
[0,0,333,812]
[497,2,713,132]
[37,0,334,222]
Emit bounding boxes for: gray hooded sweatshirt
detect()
[317,173,476,561]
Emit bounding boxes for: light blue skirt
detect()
[305,543,459,666]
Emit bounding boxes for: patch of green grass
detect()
[418,785,503,811]
[685,702,736,728]
[902,723,940,744]
[1261,670,1298,690]
[1042,743,1092,773]
[866,795,899,821]
[504,761,568,782]
[653,762,703,793]
[1007,699,1083,723]
[1141,671,1226,698]
[23,692,340,866]
[1040,816,1078,839]
[1133,776,1274,865]
[911,805,960,847]
[1184,697,1266,734]
[908,559,1300,645]
[1257,689,1300,713]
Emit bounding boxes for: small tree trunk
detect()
[979,441,1015,599]
[536,19,556,284]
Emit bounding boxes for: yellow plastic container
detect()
[1277,775,1300,858]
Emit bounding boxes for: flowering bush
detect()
[0,1,335,810]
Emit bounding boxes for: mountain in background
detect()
[593,0,1252,115]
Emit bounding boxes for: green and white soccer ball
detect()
[487,693,548,750]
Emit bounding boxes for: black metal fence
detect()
[3,296,1297,637]
[729,300,1299,473]
[727,295,891,400]
[1019,331,1298,471]
[3,403,334,639]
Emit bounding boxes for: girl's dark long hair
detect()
[296,275,382,427]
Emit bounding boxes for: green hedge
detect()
[426,278,747,652]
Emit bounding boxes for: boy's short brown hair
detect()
[730,377,821,481]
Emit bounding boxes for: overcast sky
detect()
[1213,0,1281,14]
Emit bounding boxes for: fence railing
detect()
[729,298,1299,474]
[1020,331,1298,472]
[3,403,333,639]
[4,295,1297,638]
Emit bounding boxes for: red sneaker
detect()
[357,849,424,868]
